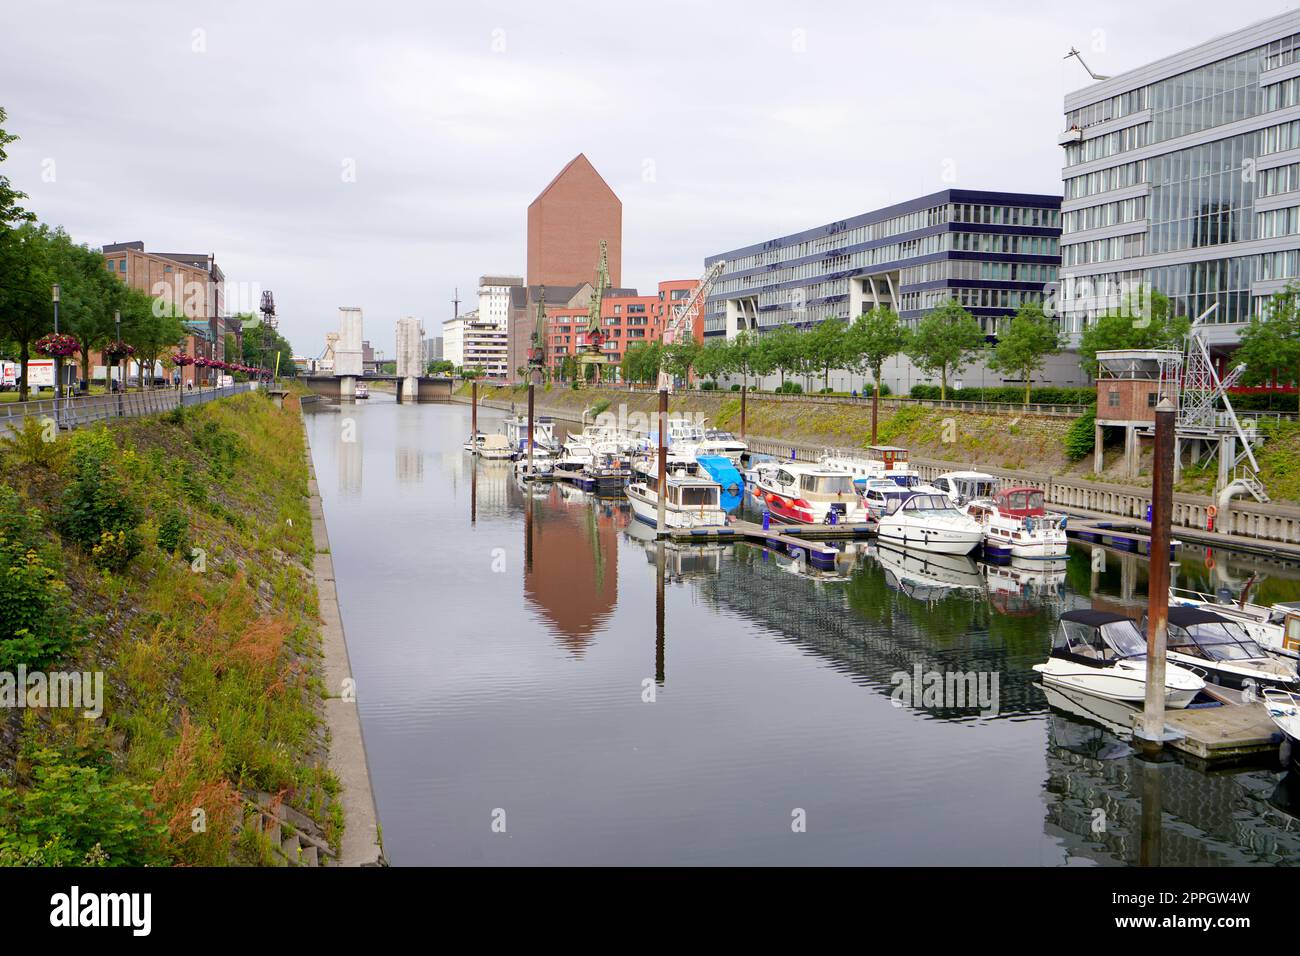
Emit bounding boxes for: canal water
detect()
[306,393,1300,866]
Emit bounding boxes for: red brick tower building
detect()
[526,154,622,288]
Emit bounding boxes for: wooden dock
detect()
[1125,688,1282,765]
[1064,515,1180,558]
[660,519,874,569]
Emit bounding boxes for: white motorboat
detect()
[932,470,999,505]
[502,415,558,459]
[965,486,1068,559]
[1143,606,1299,692]
[699,428,747,464]
[1167,586,1300,659]
[1263,689,1300,769]
[1033,610,1205,709]
[876,491,983,555]
[577,421,639,455]
[859,478,915,523]
[625,458,727,530]
[354,382,370,400]
[476,433,514,460]
[463,431,487,452]
[513,443,558,481]
[819,446,924,490]
[751,460,868,525]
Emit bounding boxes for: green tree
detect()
[1236,281,1300,411]
[662,338,700,385]
[43,230,122,391]
[425,359,454,375]
[1076,289,1186,378]
[128,289,184,387]
[764,324,805,386]
[987,301,1063,405]
[905,300,986,400]
[727,330,770,392]
[692,337,732,386]
[0,223,55,400]
[806,317,848,391]
[846,307,909,441]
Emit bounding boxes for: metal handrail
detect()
[0,383,254,437]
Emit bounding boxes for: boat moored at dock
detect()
[965,487,1068,560]
[502,415,558,459]
[1032,610,1205,709]
[1143,606,1300,692]
[626,459,727,529]
[751,461,868,525]
[876,491,984,555]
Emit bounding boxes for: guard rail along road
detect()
[0,383,256,437]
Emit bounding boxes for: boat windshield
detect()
[957,478,997,499]
[1057,619,1147,660]
[1177,620,1267,661]
[801,474,855,495]
[891,474,922,488]
[900,494,959,513]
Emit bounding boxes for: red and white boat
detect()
[751,461,867,525]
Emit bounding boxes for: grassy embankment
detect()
[0,389,339,866]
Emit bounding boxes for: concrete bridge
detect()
[302,374,454,403]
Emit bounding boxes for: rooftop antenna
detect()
[452,287,461,319]
[1064,47,1110,81]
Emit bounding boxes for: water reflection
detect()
[306,401,1300,865]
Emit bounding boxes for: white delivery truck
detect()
[0,361,18,391]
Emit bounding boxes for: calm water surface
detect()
[305,394,1300,866]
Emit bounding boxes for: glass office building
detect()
[1059,10,1300,348]
[703,189,1061,341]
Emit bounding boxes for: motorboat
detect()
[513,443,557,481]
[1141,606,1299,692]
[625,458,727,530]
[1032,609,1205,709]
[573,446,631,494]
[819,446,924,490]
[1263,689,1300,769]
[1167,587,1299,659]
[502,415,558,459]
[742,452,778,486]
[965,486,1068,560]
[354,382,370,400]
[932,470,998,505]
[476,433,514,460]
[751,460,868,525]
[875,491,983,555]
[699,428,747,464]
[643,417,708,457]
[576,421,639,455]
[696,455,745,513]
[463,431,487,453]
[859,478,915,523]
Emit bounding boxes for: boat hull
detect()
[877,523,982,556]
[1033,661,1201,709]
[627,484,726,530]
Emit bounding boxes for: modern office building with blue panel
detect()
[1059,10,1300,351]
[703,189,1062,342]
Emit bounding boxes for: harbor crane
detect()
[657,259,727,392]
[527,285,548,384]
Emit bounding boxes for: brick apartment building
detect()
[101,241,230,385]
[540,278,701,379]
[509,155,623,380]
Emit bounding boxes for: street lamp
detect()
[114,309,124,416]
[51,284,61,426]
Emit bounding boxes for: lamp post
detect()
[51,284,61,427]
[114,309,124,416]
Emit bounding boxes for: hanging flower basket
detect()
[171,353,195,367]
[34,332,81,358]
[194,357,211,368]
[103,340,136,360]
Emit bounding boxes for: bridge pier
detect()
[339,375,357,401]
[399,376,419,404]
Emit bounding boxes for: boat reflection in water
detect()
[875,543,983,602]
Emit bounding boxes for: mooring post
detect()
[527,383,535,477]
[657,388,667,534]
[1138,397,1176,754]
[470,456,477,525]
[740,384,747,439]
[471,379,478,450]
[655,539,666,685]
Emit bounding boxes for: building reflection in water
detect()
[338,411,363,499]
[395,410,424,486]
[522,485,624,656]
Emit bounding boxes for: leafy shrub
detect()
[0,485,71,670]
[909,384,1096,405]
[730,384,741,392]
[701,380,717,390]
[157,507,188,556]
[0,416,67,469]
[57,428,143,568]
[0,747,168,867]
[775,381,803,394]
[1064,409,1097,461]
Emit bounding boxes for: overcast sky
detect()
[4,0,1297,357]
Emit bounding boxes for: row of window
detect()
[1259,117,1300,155]
[949,231,1060,256]
[713,232,952,296]
[1062,232,1145,266]
[1064,160,1147,201]
[1263,31,1300,70]
[1257,204,1300,238]
[1062,195,1147,235]
[899,259,1059,284]
[1064,121,1149,167]
[717,201,1056,277]
[1262,75,1300,112]
[1065,87,1150,132]
[1257,160,1300,198]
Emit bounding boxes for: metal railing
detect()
[0,383,255,437]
